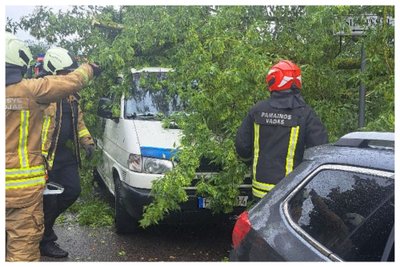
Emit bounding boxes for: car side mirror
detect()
[97,97,115,119]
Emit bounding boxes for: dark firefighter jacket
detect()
[235,90,328,199]
[41,94,94,170]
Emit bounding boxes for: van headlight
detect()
[142,157,173,174]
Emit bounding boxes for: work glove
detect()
[89,63,102,77]
[83,143,96,159]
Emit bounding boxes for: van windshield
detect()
[124,71,182,119]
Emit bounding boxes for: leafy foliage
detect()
[8,5,394,227]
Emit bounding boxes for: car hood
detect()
[133,120,182,150]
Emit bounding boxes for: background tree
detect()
[8,5,394,227]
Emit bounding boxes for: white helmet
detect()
[44,47,78,75]
[5,31,33,68]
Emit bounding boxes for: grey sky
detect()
[6,5,36,20]
[6,5,71,41]
[6,5,37,41]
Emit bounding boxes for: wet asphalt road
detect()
[41,217,235,262]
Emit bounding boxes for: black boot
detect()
[40,241,69,258]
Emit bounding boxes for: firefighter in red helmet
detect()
[235,60,328,201]
[33,53,45,77]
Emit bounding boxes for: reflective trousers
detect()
[6,199,44,261]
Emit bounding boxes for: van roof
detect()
[131,67,174,73]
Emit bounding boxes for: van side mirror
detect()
[97,97,114,119]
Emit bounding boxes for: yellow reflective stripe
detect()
[285,126,300,175]
[79,128,90,138]
[6,175,46,190]
[75,68,89,85]
[6,165,45,172]
[6,165,46,178]
[252,180,275,192]
[47,158,54,169]
[252,187,267,198]
[252,182,275,198]
[47,159,54,169]
[41,115,51,153]
[19,110,30,168]
[252,123,260,181]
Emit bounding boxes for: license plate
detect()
[198,196,248,209]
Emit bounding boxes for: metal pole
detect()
[358,42,366,128]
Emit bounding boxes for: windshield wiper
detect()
[136,112,156,120]
[126,113,137,119]
[126,112,162,120]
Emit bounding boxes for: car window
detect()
[287,168,394,261]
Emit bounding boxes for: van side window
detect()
[287,169,394,261]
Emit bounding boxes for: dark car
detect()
[230,132,394,262]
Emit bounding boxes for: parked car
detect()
[230,131,394,261]
[95,67,251,233]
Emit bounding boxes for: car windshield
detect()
[124,71,182,120]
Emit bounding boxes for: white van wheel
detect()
[114,177,138,234]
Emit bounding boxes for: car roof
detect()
[304,132,394,172]
[334,131,394,148]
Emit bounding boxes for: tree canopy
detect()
[7,5,394,227]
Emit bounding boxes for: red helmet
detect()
[266,60,302,91]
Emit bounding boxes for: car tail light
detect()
[232,211,251,249]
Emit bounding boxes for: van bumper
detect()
[119,181,152,219]
[120,180,251,222]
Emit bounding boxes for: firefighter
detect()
[34,53,45,77]
[39,47,97,258]
[235,60,328,202]
[5,32,99,261]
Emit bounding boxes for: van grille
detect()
[189,173,252,187]
[185,157,252,188]
[196,157,222,172]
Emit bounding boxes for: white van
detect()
[95,67,251,233]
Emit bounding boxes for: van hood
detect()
[132,120,182,154]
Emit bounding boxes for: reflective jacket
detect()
[41,94,94,170]
[5,64,93,208]
[235,90,328,199]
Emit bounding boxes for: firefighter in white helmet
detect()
[39,47,97,258]
[5,31,99,261]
